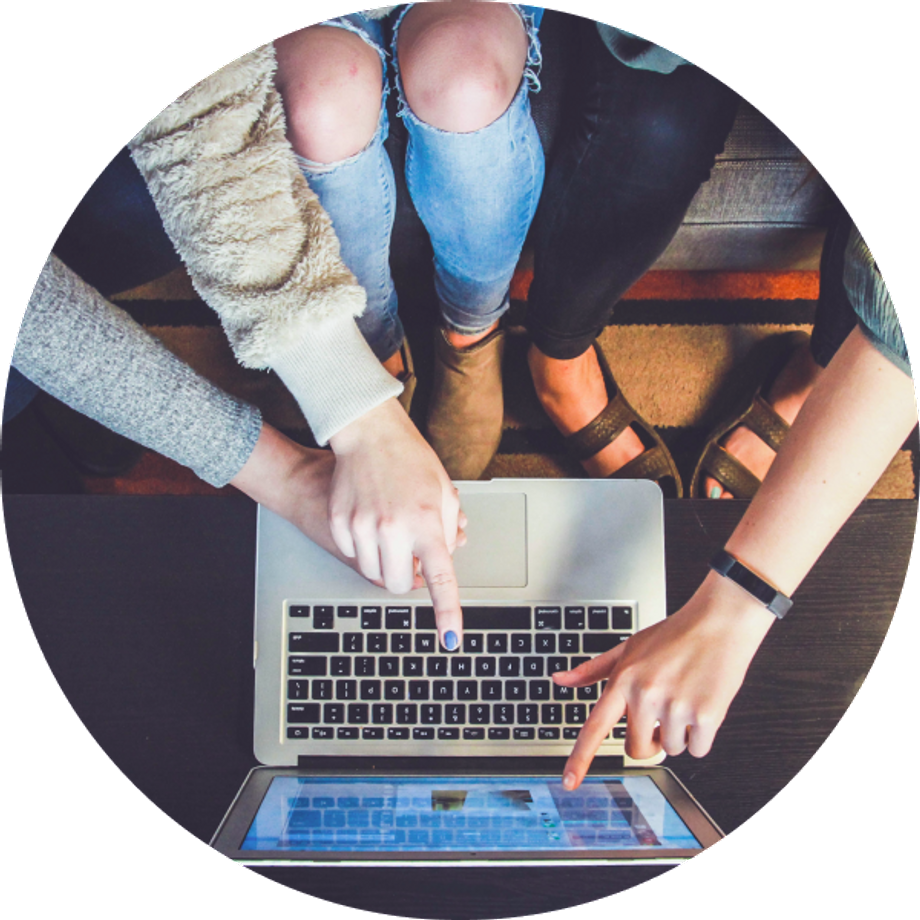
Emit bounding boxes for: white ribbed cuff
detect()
[270,318,403,446]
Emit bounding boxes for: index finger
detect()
[415,531,463,651]
[562,681,627,790]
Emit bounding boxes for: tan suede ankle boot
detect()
[426,326,505,480]
[395,338,417,415]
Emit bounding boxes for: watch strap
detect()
[709,549,793,619]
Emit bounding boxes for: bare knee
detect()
[274,25,382,163]
[397,2,528,133]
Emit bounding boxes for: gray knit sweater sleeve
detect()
[13,255,263,487]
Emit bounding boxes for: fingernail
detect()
[709,485,722,499]
[443,630,459,651]
[563,772,578,791]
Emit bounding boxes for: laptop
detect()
[211,478,724,865]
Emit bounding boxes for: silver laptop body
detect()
[253,478,666,765]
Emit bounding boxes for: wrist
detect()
[691,571,778,644]
[709,548,793,619]
[328,397,408,456]
[231,423,325,512]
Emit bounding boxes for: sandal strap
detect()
[564,396,636,464]
[700,443,762,499]
[742,396,789,453]
[608,444,675,484]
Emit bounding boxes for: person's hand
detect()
[328,398,465,649]
[554,573,776,789]
[229,422,378,570]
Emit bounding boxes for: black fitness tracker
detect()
[709,548,793,619]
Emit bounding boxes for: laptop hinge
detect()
[294,755,627,774]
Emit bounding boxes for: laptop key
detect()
[469,704,490,724]
[380,657,400,677]
[463,634,484,654]
[426,657,448,677]
[563,727,580,740]
[481,680,503,700]
[343,633,363,653]
[612,606,633,630]
[335,680,357,700]
[289,633,339,653]
[392,633,412,653]
[433,681,454,700]
[385,607,412,629]
[395,704,417,724]
[583,634,623,654]
[312,679,333,700]
[439,728,461,740]
[312,727,334,739]
[462,728,484,740]
[337,727,359,740]
[538,727,560,740]
[450,657,472,677]
[535,634,556,654]
[494,704,514,724]
[564,606,585,630]
[372,703,393,724]
[541,704,563,724]
[387,727,410,739]
[511,634,531,654]
[287,703,320,723]
[408,680,430,700]
[513,727,535,740]
[416,633,437,654]
[287,726,309,739]
[288,656,326,676]
[475,657,497,677]
[498,657,520,677]
[323,703,345,723]
[489,727,510,740]
[367,632,387,653]
[347,703,369,724]
[360,680,382,700]
[487,634,507,654]
[518,704,538,724]
[457,681,478,700]
[588,607,608,630]
[529,681,550,701]
[421,704,442,724]
[403,657,424,677]
[445,704,466,724]
[362,727,384,740]
[313,606,334,629]
[559,634,580,654]
[413,727,435,740]
[287,680,309,700]
[505,681,525,701]
[535,607,562,630]
[565,703,587,724]
[337,605,358,619]
[289,605,310,618]
[361,607,382,630]
[523,657,544,677]
[384,681,405,700]
[355,657,375,677]
[331,656,351,676]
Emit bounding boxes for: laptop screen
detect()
[241,775,702,853]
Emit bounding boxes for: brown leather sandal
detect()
[564,342,683,498]
[689,330,809,499]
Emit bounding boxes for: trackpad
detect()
[452,492,527,588]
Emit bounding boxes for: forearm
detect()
[128,43,400,444]
[14,256,261,487]
[725,325,917,599]
[560,326,917,773]
[229,423,349,563]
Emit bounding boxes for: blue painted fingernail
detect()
[709,485,722,499]
[444,630,459,651]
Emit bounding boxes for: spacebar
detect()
[416,606,532,630]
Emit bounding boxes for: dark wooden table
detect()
[4,494,915,917]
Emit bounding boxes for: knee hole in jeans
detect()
[397,4,528,132]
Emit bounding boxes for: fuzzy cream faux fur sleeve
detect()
[128,44,400,445]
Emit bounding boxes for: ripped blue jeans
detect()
[294,6,545,362]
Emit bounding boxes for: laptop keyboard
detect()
[284,603,632,746]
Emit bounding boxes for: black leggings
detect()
[526,19,739,359]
